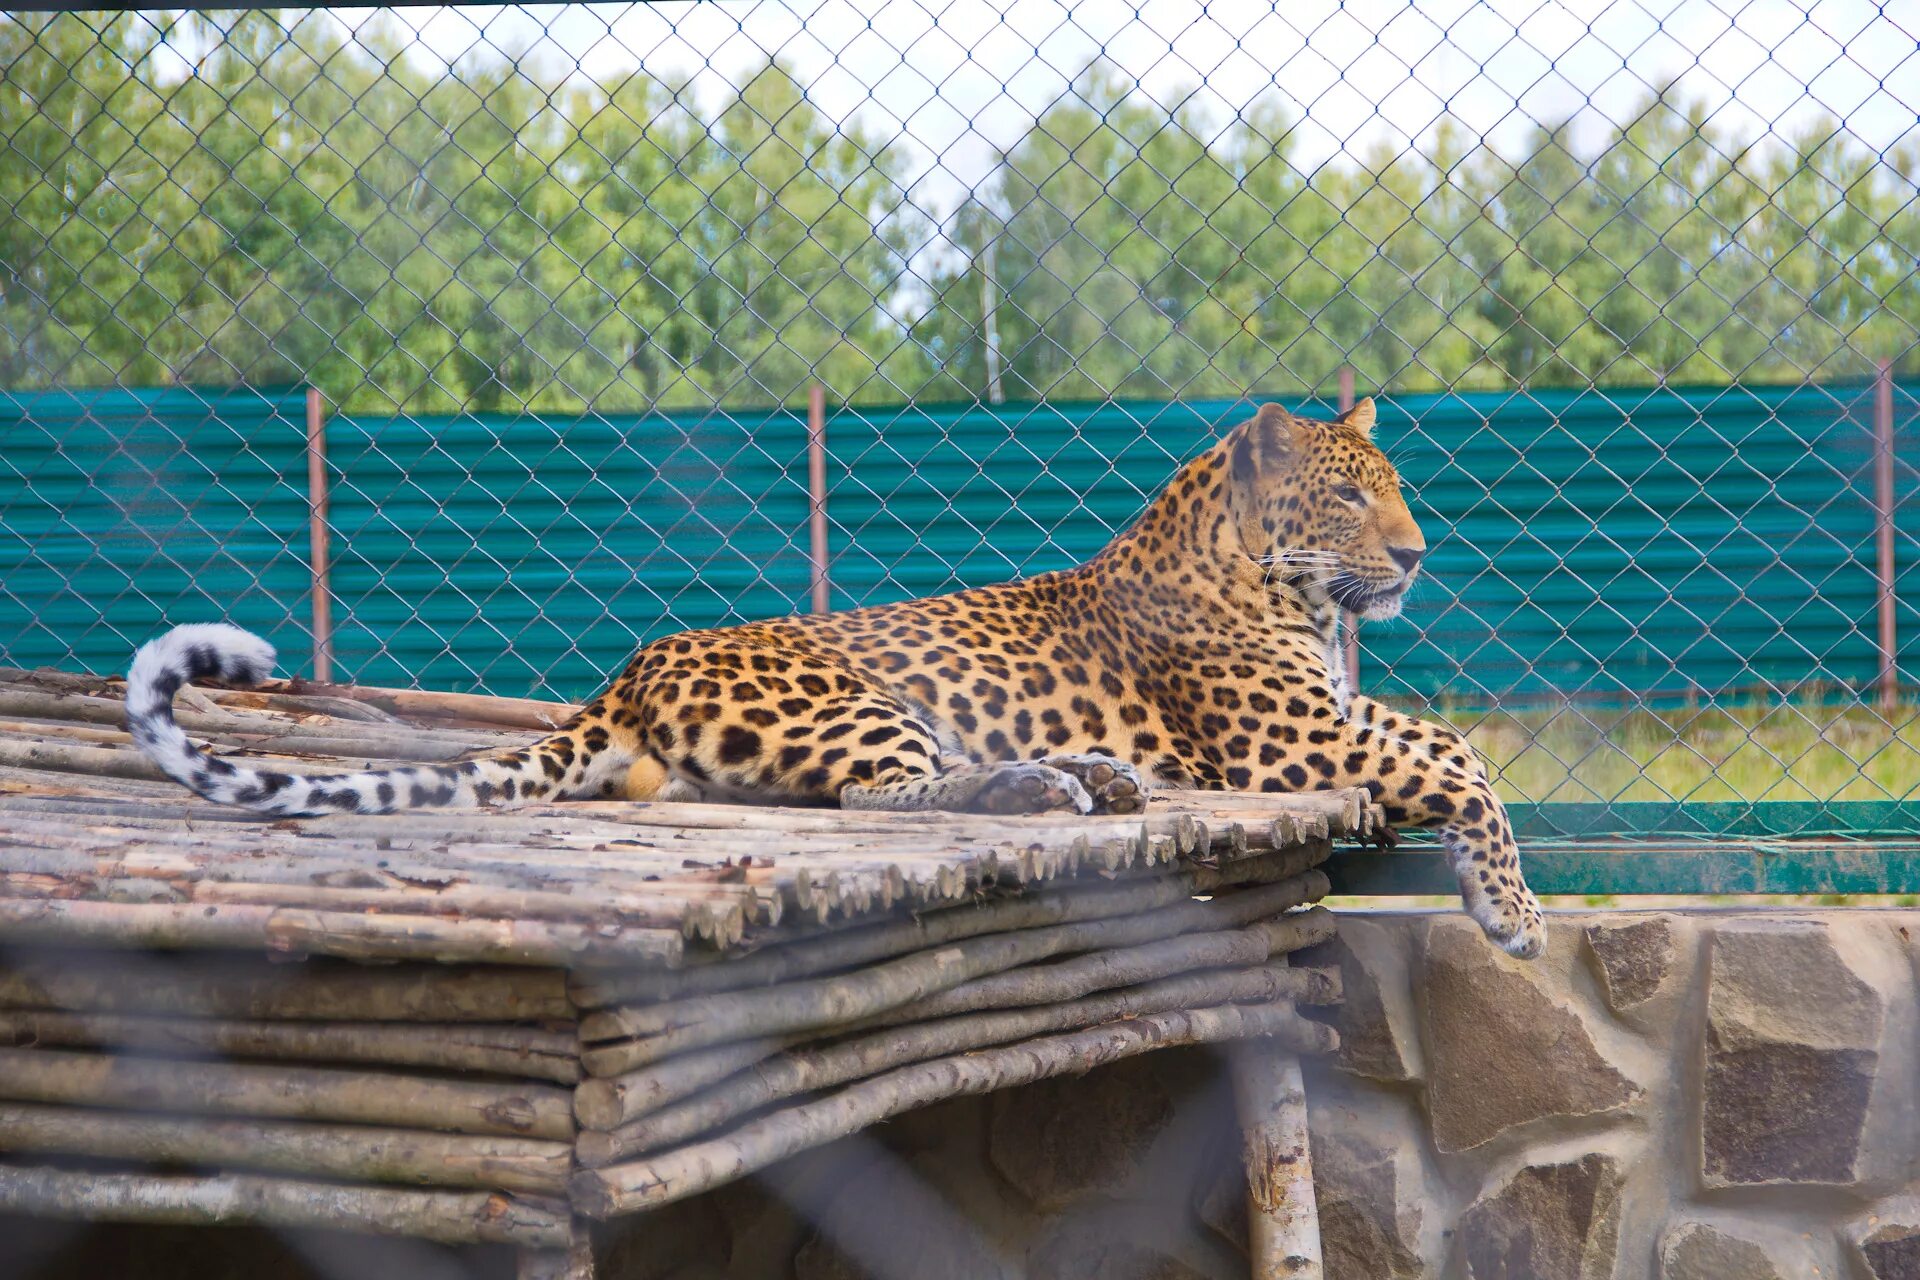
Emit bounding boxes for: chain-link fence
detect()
[1,1,1916,826]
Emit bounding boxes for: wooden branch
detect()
[577,962,1340,1164]
[0,896,683,968]
[577,873,1330,1065]
[0,1163,572,1247]
[0,1010,580,1085]
[1230,1045,1323,1278]
[572,1000,1336,1217]
[570,844,1332,1008]
[0,1047,575,1140]
[0,1103,572,1195]
[0,953,571,1022]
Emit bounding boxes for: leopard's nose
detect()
[1388,545,1424,573]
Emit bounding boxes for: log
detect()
[0,1047,575,1140]
[570,844,1331,1007]
[571,1001,1336,1217]
[0,952,572,1022]
[572,1041,781,1134]
[577,962,1341,1163]
[270,682,578,732]
[0,1163,572,1247]
[1231,1046,1323,1278]
[0,737,178,783]
[577,873,1330,1061]
[0,1103,572,1195]
[0,896,683,968]
[0,1010,581,1085]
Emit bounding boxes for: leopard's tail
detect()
[126,623,629,816]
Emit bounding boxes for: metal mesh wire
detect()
[1,1,1917,814]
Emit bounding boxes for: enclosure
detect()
[1,1,1918,1277]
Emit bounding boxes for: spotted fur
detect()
[127,400,1545,957]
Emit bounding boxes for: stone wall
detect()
[599,908,1920,1280]
[1301,909,1920,1280]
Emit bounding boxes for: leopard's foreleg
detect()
[1336,702,1544,957]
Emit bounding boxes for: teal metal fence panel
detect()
[1367,382,1917,704]
[321,407,816,698]
[0,385,316,679]
[0,381,1913,714]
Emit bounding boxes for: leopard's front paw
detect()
[1040,753,1148,815]
[1464,878,1546,960]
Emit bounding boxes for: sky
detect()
[320,0,1919,201]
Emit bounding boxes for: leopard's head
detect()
[1227,398,1426,620]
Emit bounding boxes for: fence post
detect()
[808,384,831,615]
[1338,366,1359,692]
[1877,359,1898,713]
[305,387,333,684]
[981,238,1005,406]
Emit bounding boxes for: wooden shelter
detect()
[0,664,1371,1277]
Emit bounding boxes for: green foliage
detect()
[4,15,1918,410]
[1460,696,1920,806]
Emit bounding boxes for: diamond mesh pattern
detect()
[1,2,1917,810]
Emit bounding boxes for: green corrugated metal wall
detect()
[1,382,1913,707]
[0,386,315,680]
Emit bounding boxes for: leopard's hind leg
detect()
[842,758,1094,815]
[629,641,1098,815]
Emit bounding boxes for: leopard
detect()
[126,398,1545,958]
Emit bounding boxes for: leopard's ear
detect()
[1236,403,1299,472]
[1336,396,1376,440]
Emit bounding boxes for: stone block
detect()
[1458,1154,1624,1280]
[1850,1204,1920,1280]
[1702,923,1886,1186]
[1585,916,1677,1015]
[1314,1128,1425,1280]
[1420,919,1641,1152]
[988,1054,1176,1212]
[1659,1221,1784,1280]
[1299,919,1421,1083]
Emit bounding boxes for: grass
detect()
[1430,695,1920,807]
[1340,694,1920,910]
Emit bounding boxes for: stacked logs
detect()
[563,841,1342,1219]
[0,953,579,1248]
[0,850,1344,1266]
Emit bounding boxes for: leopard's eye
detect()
[1333,482,1364,504]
